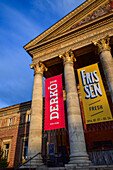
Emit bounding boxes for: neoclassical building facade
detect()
[0,0,113,168]
[24,0,113,167]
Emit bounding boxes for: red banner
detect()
[44,75,65,131]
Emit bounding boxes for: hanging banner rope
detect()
[44,74,65,130]
[77,63,113,124]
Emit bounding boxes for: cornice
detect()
[0,122,29,131]
[33,22,113,63]
[24,0,99,50]
[42,0,108,41]
[68,0,111,31]
[0,109,31,118]
[31,14,113,62]
[0,136,13,140]
[0,101,31,114]
[29,12,112,52]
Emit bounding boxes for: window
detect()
[27,114,30,123]
[9,118,13,126]
[4,144,9,158]
[23,140,28,159]
[2,138,11,161]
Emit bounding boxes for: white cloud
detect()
[0,0,86,108]
[0,2,43,41]
[31,0,86,17]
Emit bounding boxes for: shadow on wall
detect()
[14,101,31,168]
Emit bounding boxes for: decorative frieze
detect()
[32,17,113,63]
[69,0,113,30]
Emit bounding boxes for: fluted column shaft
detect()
[93,36,113,102]
[28,62,47,158]
[59,50,90,166]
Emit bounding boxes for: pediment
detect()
[24,0,113,51]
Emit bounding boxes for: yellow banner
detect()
[77,63,113,124]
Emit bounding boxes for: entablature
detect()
[29,13,113,61]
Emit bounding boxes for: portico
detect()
[24,0,113,167]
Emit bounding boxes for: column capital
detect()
[59,49,76,64]
[30,61,48,75]
[93,36,111,54]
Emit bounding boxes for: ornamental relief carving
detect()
[59,49,76,64]
[33,29,113,64]
[32,17,113,60]
[93,35,111,54]
[69,0,113,31]
[30,61,48,74]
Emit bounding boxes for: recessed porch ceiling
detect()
[43,39,113,79]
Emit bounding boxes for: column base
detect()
[66,152,91,166]
[22,154,44,168]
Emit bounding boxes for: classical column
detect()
[93,36,113,102]
[59,50,90,166]
[28,61,47,161]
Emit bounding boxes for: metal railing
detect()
[88,150,113,165]
[15,152,41,170]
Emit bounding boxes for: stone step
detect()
[25,159,43,164]
[19,165,113,170]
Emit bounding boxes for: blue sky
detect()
[0,0,86,108]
